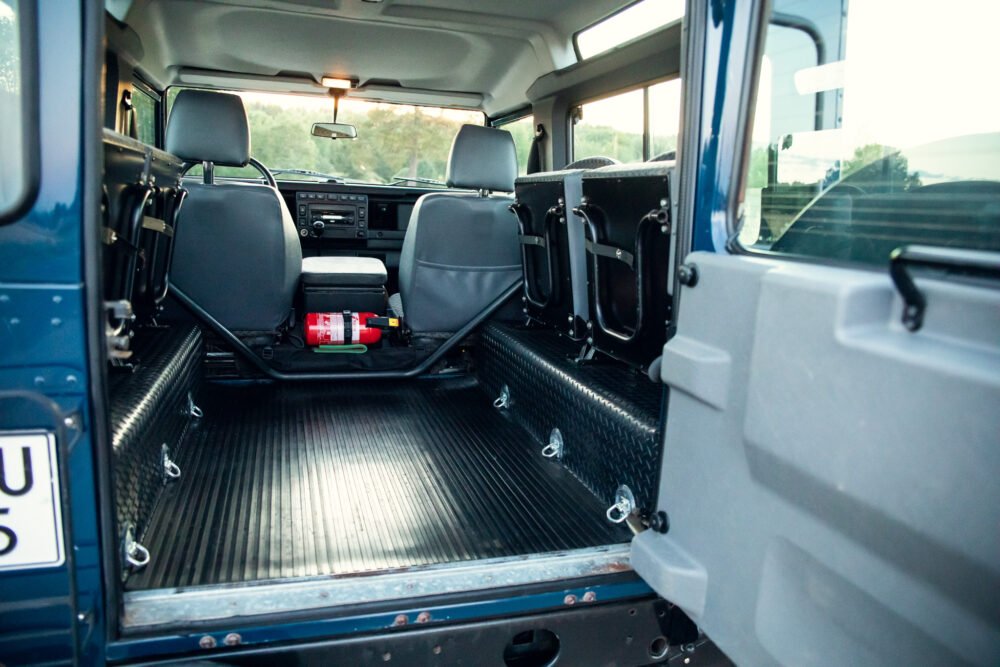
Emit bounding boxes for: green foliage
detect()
[166,89,679,180]
[840,143,922,192]
[746,146,769,189]
[168,89,482,184]
[503,117,534,175]
[574,125,643,163]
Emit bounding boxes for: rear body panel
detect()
[0,1,106,664]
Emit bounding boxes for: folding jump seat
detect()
[574,161,676,370]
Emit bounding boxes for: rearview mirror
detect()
[311,122,358,140]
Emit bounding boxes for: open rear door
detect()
[632,251,1000,665]
[631,0,1000,663]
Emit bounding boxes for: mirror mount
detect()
[329,89,343,123]
[312,90,358,140]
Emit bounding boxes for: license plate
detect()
[0,432,65,570]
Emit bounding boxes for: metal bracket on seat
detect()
[519,234,547,248]
[585,239,635,269]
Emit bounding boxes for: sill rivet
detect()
[564,594,577,605]
[223,633,241,647]
[199,635,217,649]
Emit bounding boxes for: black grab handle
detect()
[889,245,1000,332]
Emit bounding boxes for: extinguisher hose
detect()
[313,344,369,354]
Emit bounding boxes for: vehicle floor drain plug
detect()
[606,484,636,524]
[541,428,564,459]
[493,384,511,409]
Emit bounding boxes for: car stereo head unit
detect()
[295,192,368,239]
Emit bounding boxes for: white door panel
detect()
[632,251,1000,666]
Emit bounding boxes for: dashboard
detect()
[279,182,432,291]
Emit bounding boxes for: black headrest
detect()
[165,90,251,167]
[445,125,517,192]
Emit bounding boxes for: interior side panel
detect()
[632,251,1000,666]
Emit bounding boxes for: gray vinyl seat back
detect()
[396,124,521,334]
[167,89,301,332]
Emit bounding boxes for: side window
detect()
[572,79,681,164]
[498,115,534,175]
[739,0,1000,265]
[131,87,157,147]
[0,0,38,221]
[573,88,644,163]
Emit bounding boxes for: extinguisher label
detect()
[315,312,345,345]
[351,312,360,344]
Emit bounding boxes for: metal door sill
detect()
[122,543,632,631]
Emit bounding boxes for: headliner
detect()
[109,0,635,115]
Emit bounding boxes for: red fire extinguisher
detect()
[305,312,383,346]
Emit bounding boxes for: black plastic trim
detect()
[490,105,532,128]
[82,0,121,649]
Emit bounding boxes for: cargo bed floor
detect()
[127,377,629,590]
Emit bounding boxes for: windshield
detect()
[166,88,484,185]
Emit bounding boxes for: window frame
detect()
[0,0,41,226]
[569,75,677,164]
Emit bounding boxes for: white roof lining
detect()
[115,0,632,114]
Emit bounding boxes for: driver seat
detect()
[167,90,302,332]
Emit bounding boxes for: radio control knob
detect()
[312,220,325,236]
[299,228,308,237]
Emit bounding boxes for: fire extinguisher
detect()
[305,312,384,346]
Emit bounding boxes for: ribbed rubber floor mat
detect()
[127,377,628,590]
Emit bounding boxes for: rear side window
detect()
[572,78,681,164]
[497,115,534,175]
[131,87,157,146]
[739,0,1000,265]
[0,0,38,222]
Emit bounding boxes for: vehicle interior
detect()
[99,0,687,634]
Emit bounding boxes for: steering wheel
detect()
[181,157,278,189]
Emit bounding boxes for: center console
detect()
[295,192,369,240]
[300,256,388,314]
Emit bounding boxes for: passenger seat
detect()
[167,90,302,333]
[390,125,521,334]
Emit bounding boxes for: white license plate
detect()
[0,432,65,570]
